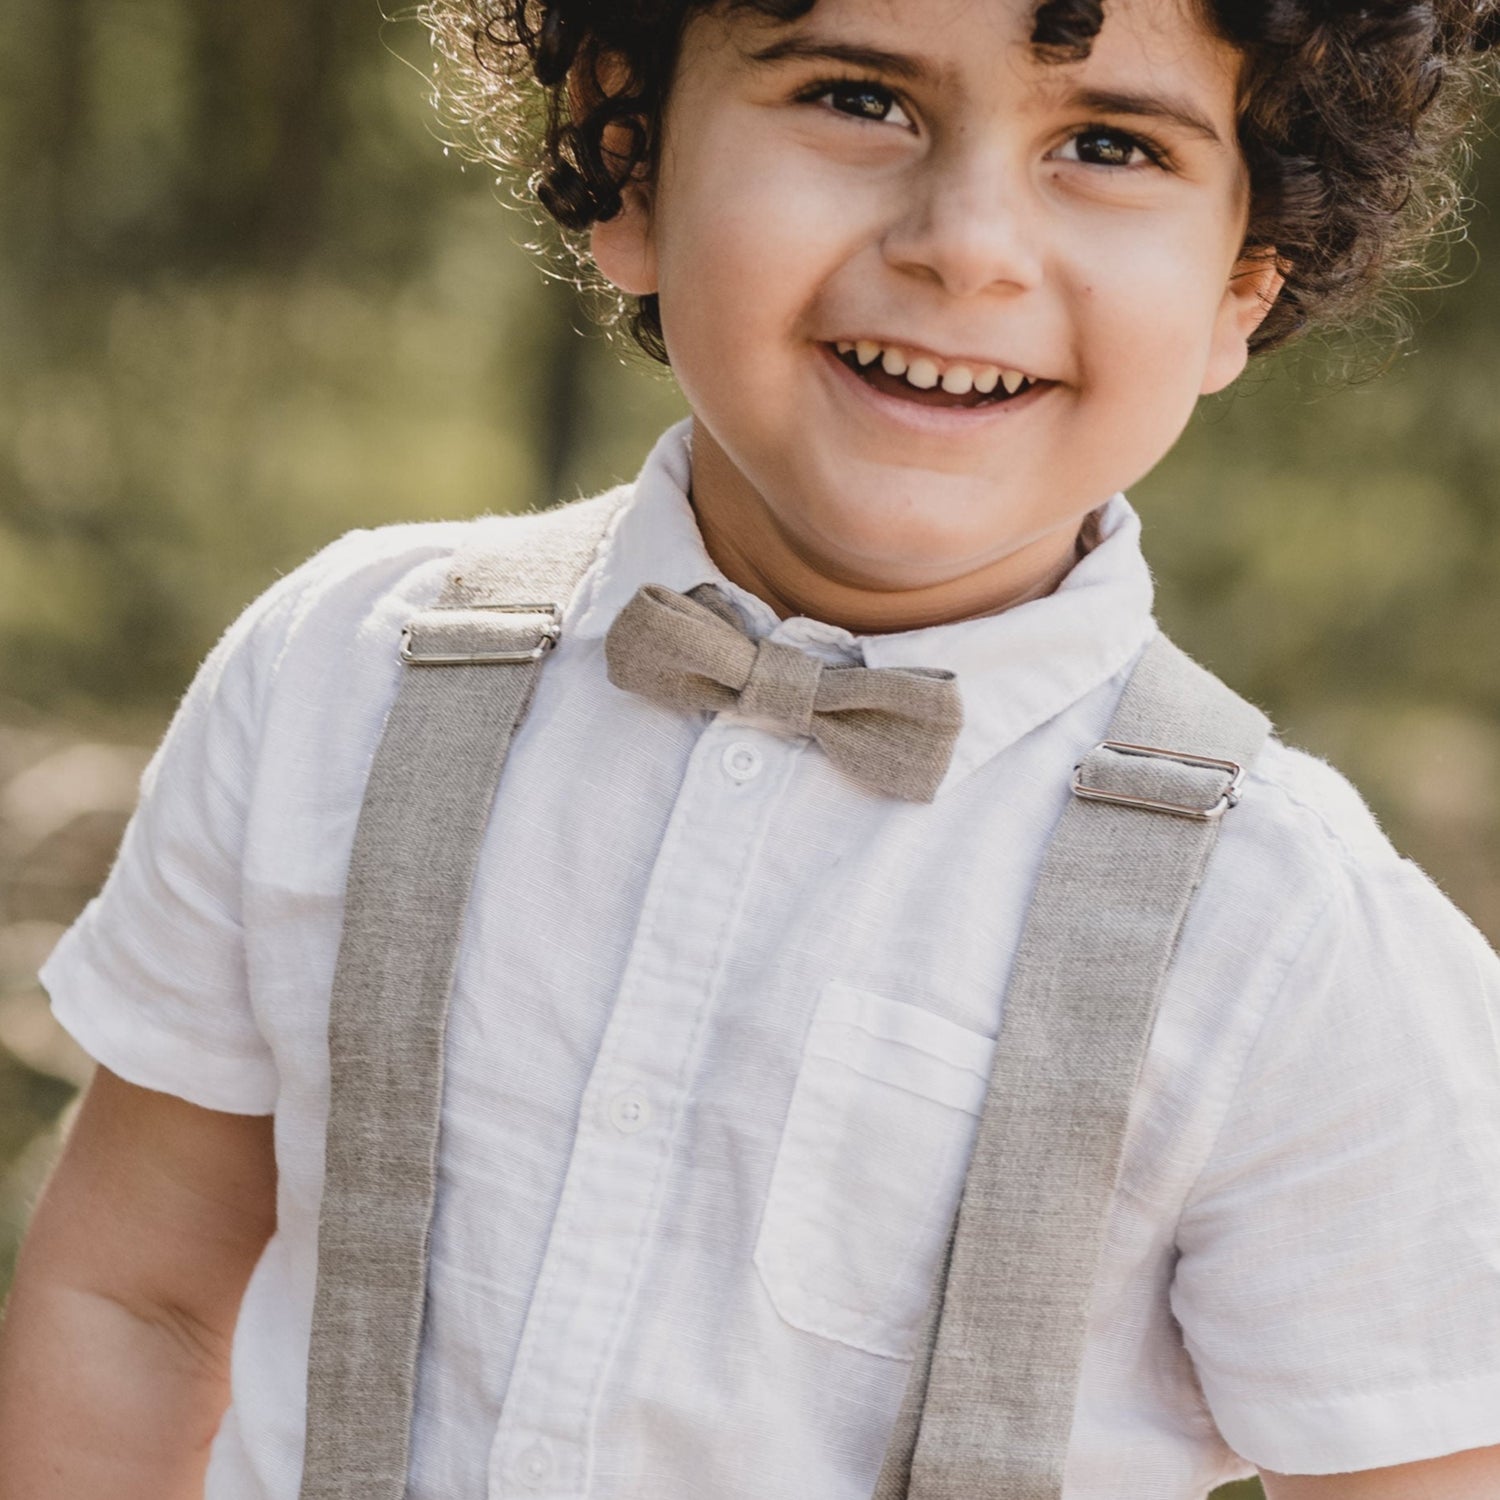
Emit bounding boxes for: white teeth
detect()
[906,357,940,390]
[849,340,1036,397]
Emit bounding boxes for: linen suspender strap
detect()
[298,491,625,1500]
[875,632,1272,1500]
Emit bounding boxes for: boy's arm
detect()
[1260,1443,1500,1498]
[0,1065,277,1500]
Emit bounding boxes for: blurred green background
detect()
[1,3,1496,1495]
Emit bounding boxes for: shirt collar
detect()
[571,418,1157,794]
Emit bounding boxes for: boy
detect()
[2,1,1499,1498]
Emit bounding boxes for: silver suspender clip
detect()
[1071,740,1246,822]
[400,603,563,667]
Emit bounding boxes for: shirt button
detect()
[722,741,764,783]
[512,1439,553,1487]
[608,1088,653,1134]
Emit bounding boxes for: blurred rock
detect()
[0,919,64,981]
[0,990,91,1090]
[0,721,57,788]
[0,920,88,1088]
[0,719,144,1297]
[0,741,149,853]
[6,808,131,926]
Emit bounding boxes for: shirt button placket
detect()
[488,719,790,1500]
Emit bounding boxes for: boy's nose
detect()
[880,155,1045,300]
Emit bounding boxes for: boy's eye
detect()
[807,79,915,131]
[1054,126,1162,170]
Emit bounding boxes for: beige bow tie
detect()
[603,583,964,802]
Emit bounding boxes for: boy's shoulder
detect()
[245,502,621,659]
[287,508,577,599]
[286,491,631,602]
[176,512,565,751]
[1243,735,1403,876]
[1210,724,1491,973]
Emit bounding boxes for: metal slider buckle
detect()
[400,603,563,666]
[1071,740,1246,822]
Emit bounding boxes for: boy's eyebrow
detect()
[745,36,933,84]
[1058,87,1227,148]
[746,37,1228,149]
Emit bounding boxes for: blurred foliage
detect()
[1,3,1498,1495]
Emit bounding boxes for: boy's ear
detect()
[590,178,658,298]
[1200,249,1286,395]
[568,50,659,298]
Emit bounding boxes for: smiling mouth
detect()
[828,340,1046,411]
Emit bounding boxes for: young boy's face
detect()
[593,0,1280,628]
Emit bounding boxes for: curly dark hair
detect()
[421,0,1497,363]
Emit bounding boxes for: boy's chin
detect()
[788,485,1063,579]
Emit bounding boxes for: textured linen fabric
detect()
[894,641,1269,1500]
[304,523,1266,1500]
[39,419,1500,1499]
[603,581,964,802]
[301,493,630,1500]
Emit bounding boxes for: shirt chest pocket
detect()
[754,981,997,1360]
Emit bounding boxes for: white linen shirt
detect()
[41,419,1500,1500]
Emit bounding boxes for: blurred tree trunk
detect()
[187,0,342,266]
[30,0,90,277]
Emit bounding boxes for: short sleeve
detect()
[1170,857,1500,1476]
[38,536,370,1115]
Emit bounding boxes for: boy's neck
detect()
[686,423,1089,637]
